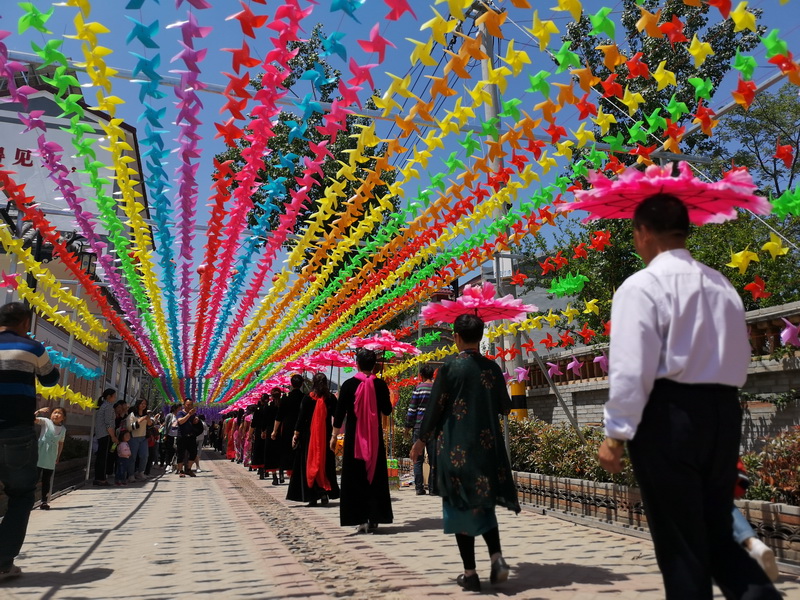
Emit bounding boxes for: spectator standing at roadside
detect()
[92,388,117,486]
[163,404,180,473]
[597,194,779,599]
[193,414,208,473]
[126,398,152,481]
[34,406,66,510]
[176,398,200,477]
[405,364,437,496]
[0,302,59,580]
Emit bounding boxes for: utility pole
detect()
[468,1,525,454]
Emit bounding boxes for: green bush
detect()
[743,425,800,505]
[507,418,636,486]
[59,435,90,462]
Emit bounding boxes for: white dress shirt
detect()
[605,249,750,440]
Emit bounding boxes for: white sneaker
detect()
[195,467,202,473]
[355,523,369,534]
[127,476,135,483]
[165,465,172,474]
[748,539,779,582]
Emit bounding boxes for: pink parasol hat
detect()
[421,281,537,324]
[350,330,421,357]
[309,350,356,369]
[557,162,772,225]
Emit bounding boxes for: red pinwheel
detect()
[744,275,771,300]
[540,333,557,350]
[539,257,556,275]
[573,243,588,259]
[589,230,613,252]
[509,271,527,286]
[421,282,537,324]
[559,331,576,348]
[576,323,596,345]
[521,338,538,356]
[559,162,771,225]
[774,141,794,169]
[552,251,568,270]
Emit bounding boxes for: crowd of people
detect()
[212,353,395,533]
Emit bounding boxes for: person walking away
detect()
[287,374,339,506]
[224,413,237,461]
[92,388,117,486]
[115,430,132,485]
[331,349,393,533]
[412,314,519,592]
[144,421,158,476]
[732,459,779,582]
[175,398,200,477]
[34,406,66,509]
[405,364,437,495]
[126,399,152,481]
[193,415,208,473]
[163,404,180,473]
[0,303,60,580]
[272,374,304,480]
[598,193,779,599]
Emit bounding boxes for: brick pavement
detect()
[3,451,798,599]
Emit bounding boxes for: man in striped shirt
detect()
[0,302,59,580]
[405,364,436,495]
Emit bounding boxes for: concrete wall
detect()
[525,356,800,452]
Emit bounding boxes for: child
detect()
[115,430,132,486]
[34,406,67,510]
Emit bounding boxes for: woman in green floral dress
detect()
[412,313,520,592]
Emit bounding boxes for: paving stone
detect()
[4,451,799,599]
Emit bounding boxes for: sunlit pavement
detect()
[5,451,799,599]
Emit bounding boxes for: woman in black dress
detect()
[286,373,340,506]
[330,349,393,533]
[272,376,304,479]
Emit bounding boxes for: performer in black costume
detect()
[331,349,393,533]
[286,373,340,506]
[272,374,304,478]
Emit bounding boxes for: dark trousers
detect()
[0,427,38,569]
[39,467,54,503]
[94,435,112,482]
[455,527,501,570]
[628,379,779,600]
[412,428,437,493]
[164,435,176,465]
[176,435,197,464]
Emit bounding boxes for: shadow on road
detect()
[489,561,629,595]
[0,567,113,588]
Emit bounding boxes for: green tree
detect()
[712,82,800,196]
[520,0,800,335]
[214,24,398,242]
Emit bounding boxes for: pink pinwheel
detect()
[567,355,583,377]
[593,351,609,374]
[557,162,771,225]
[350,330,421,357]
[309,350,356,369]
[780,318,800,347]
[514,367,530,383]
[546,362,563,377]
[502,371,514,384]
[421,281,537,324]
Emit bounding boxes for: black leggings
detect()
[455,527,502,571]
[39,468,54,503]
[94,435,112,481]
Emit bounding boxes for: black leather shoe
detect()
[490,556,509,584]
[416,488,427,495]
[456,573,481,592]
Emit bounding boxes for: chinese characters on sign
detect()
[0,147,35,167]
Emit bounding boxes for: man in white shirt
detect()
[598,194,779,599]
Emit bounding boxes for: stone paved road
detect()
[4,451,799,599]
